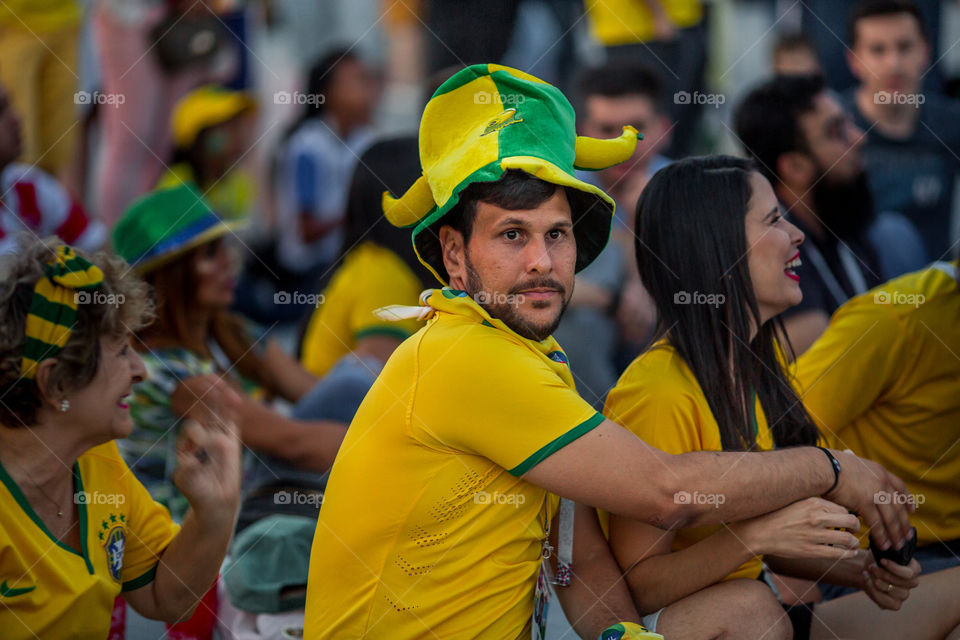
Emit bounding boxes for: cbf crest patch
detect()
[100,514,126,583]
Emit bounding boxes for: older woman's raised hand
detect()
[172,383,242,528]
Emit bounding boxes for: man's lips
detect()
[518,287,559,300]
[117,392,131,409]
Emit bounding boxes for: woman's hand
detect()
[172,383,242,529]
[730,497,861,560]
[861,557,921,610]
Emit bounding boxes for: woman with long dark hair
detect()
[604,156,960,640]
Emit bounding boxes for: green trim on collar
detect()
[509,412,606,476]
[0,459,92,572]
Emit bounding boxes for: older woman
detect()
[0,238,241,639]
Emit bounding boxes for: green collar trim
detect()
[0,458,93,574]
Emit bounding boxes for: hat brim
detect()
[130,218,247,274]
[411,157,615,284]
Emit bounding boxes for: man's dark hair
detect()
[442,170,566,242]
[848,0,927,46]
[733,73,826,185]
[574,61,665,115]
[773,32,817,59]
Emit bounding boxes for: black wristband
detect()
[817,446,841,495]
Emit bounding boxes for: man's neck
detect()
[777,185,825,242]
[855,85,920,138]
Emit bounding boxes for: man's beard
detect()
[464,253,569,342]
[810,169,876,240]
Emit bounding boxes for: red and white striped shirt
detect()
[0,163,105,255]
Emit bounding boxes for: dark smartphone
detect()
[870,526,918,566]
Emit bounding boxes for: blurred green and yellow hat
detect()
[172,85,256,149]
[383,63,641,283]
[112,183,242,273]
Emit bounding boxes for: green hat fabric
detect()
[382,63,641,283]
[111,183,242,273]
[223,514,316,614]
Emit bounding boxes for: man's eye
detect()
[548,229,566,240]
[504,230,520,241]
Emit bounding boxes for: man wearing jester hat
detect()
[304,65,912,639]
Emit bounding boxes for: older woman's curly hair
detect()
[0,237,154,427]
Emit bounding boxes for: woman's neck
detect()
[0,419,88,492]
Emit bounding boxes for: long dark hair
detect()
[634,155,818,451]
[279,47,353,144]
[328,136,433,286]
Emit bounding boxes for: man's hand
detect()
[825,449,913,551]
[861,558,921,610]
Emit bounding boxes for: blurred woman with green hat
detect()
[111,183,358,528]
[156,85,258,222]
[0,237,241,639]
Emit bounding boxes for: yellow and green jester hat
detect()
[382,63,642,284]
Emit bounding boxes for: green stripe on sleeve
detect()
[121,564,158,592]
[354,326,412,342]
[509,412,606,476]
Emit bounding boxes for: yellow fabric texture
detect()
[603,340,772,581]
[586,0,703,45]
[300,242,424,377]
[0,25,78,172]
[796,264,960,546]
[0,441,180,640]
[0,0,81,32]
[304,289,603,639]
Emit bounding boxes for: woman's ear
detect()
[33,359,65,411]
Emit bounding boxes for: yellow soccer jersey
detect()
[304,289,604,639]
[0,440,180,639]
[300,242,424,377]
[796,262,960,546]
[603,340,773,581]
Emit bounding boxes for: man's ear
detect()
[34,359,65,411]
[776,151,816,191]
[439,225,467,287]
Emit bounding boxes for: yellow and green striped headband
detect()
[21,246,104,379]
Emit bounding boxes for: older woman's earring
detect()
[59,399,69,412]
